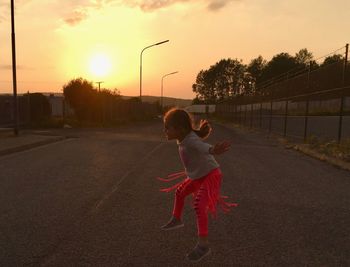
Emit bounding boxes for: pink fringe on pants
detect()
[157,168,238,235]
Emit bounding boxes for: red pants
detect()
[172,168,222,237]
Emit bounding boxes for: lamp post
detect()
[11,0,19,135]
[140,40,169,101]
[161,71,178,110]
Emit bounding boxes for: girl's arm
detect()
[209,141,231,155]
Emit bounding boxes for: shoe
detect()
[186,244,211,262]
[161,217,184,231]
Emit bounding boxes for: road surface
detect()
[0,120,349,266]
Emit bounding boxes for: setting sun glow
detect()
[89,53,112,77]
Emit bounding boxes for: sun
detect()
[89,53,112,77]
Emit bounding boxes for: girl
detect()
[159,108,237,263]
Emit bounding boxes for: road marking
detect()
[90,142,165,214]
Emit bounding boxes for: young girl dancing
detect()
[159,108,237,262]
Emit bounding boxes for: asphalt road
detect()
[0,120,349,266]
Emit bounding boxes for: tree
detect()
[295,48,313,66]
[214,58,246,97]
[192,58,247,103]
[257,53,300,96]
[192,96,205,105]
[260,53,298,82]
[321,54,343,66]
[192,69,216,103]
[247,56,267,95]
[63,78,98,120]
[247,56,267,83]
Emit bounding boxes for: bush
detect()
[28,93,52,122]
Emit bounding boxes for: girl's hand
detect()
[210,141,231,155]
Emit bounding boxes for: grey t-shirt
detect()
[177,131,219,179]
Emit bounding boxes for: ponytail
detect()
[193,120,212,140]
[164,108,212,139]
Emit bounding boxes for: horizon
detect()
[0,1,349,99]
[0,91,193,100]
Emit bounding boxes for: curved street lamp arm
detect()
[161,71,179,109]
[141,40,169,56]
[140,40,169,100]
[162,71,179,79]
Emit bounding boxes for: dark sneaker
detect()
[161,217,184,231]
[186,244,211,262]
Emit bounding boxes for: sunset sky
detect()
[0,0,349,99]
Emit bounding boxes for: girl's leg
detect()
[186,183,211,262]
[162,178,201,231]
[193,184,210,242]
[173,179,201,220]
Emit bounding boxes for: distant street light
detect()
[140,40,169,101]
[11,0,19,135]
[96,81,104,92]
[161,71,178,110]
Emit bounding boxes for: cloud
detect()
[60,0,238,26]
[0,65,30,70]
[207,0,235,11]
[0,65,12,70]
[126,0,236,12]
[133,0,190,12]
[64,9,88,26]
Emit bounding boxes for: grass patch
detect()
[306,136,350,162]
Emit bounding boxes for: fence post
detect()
[62,98,66,124]
[234,105,237,123]
[259,102,263,129]
[269,101,273,133]
[283,100,289,137]
[250,103,253,128]
[303,61,313,143]
[239,105,242,125]
[27,91,31,125]
[304,97,309,142]
[337,43,349,143]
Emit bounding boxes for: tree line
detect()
[192,48,345,104]
[63,78,158,124]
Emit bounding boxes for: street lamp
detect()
[140,40,169,101]
[161,71,178,110]
[11,0,19,135]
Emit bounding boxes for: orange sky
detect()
[0,0,349,99]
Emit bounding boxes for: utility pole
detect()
[96,81,104,92]
[11,0,19,135]
[337,43,349,143]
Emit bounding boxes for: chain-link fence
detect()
[217,87,350,142]
[216,45,350,142]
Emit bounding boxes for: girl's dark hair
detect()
[164,108,211,139]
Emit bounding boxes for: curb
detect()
[0,136,67,157]
[213,120,350,172]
